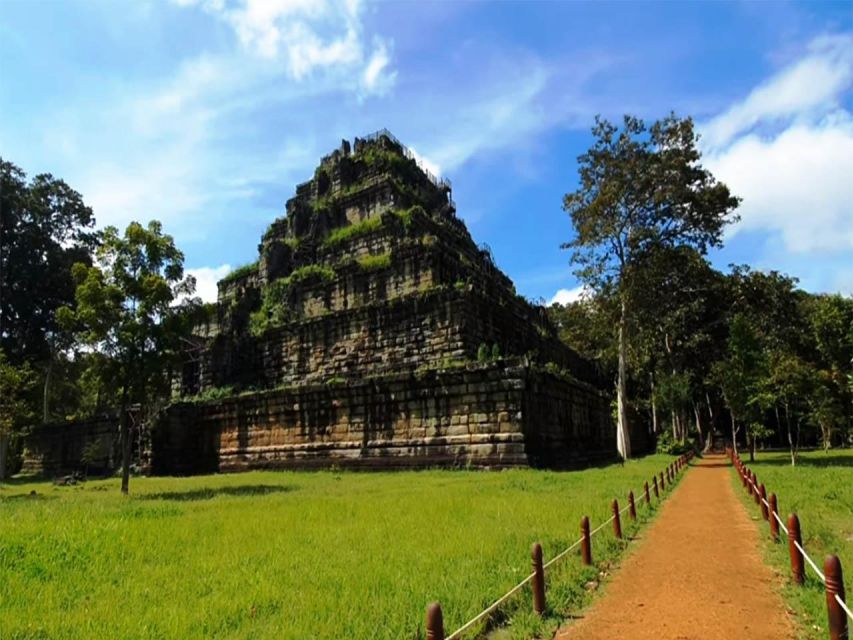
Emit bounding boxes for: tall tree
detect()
[0,352,36,479]
[0,158,97,421]
[562,114,740,458]
[630,246,729,449]
[59,221,197,493]
[711,313,765,459]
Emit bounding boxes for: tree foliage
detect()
[562,113,740,458]
[60,221,197,492]
[0,158,97,364]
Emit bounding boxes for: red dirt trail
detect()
[554,454,795,640]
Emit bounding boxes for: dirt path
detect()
[554,454,795,640]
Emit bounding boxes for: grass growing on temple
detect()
[731,449,853,640]
[2,454,679,640]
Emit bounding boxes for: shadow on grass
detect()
[0,491,57,501]
[138,484,296,502]
[746,453,853,468]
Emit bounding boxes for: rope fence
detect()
[424,454,694,640]
[729,448,851,639]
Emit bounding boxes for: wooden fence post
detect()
[787,513,805,585]
[426,602,444,640]
[628,491,637,521]
[581,516,592,565]
[824,555,848,640]
[644,481,650,505]
[653,476,659,498]
[769,494,779,542]
[531,543,545,616]
[612,499,622,539]
[759,484,769,521]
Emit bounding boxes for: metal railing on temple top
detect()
[359,128,452,193]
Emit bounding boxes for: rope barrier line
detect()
[771,509,789,536]
[837,593,853,621]
[442,461,689,639]
[589,515,616,537]
[445,571,537,640]
[734,454,853,626]
[542,538,584,571]
[793,540,827,583]
[744,472,829,585]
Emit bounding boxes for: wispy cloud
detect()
[702,32,853,260]
[702,34,853,149]
[174,0,395,95]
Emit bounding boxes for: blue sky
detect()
[1,1,851,303]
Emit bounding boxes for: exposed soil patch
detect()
[555,454,796,640]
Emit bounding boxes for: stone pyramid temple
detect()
[153,130,615,473]
[24,131,619,476]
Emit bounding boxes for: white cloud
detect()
[186,264,232,302]
[706,118,853,253]
[176,0,395,95]
[548,286,588,306]
[702,34,853,149]
[701,32,853,258]
[361,38,395,96]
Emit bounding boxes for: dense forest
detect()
[1,114,850,480]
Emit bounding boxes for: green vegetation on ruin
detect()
[284,264,336,285]
[221,261,259,284]
[730,449,853,640]
[0,454,679,640]
[247,265,336,337]
[323,215,383,247]
[356,251,392,271]
[322,206,423,249]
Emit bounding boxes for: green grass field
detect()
[731,449,853,640]
[1,454,681,640]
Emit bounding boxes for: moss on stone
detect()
[323,216,383,247]
[356,252,391,271]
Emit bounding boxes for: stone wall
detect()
[22,415,121,477]
[151,363,616,475]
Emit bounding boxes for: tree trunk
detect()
[42,357,53,424]
[0,433,9,480]
[119,385,131,495]
[671,411,678,441]
[694,403,705,451]
[749,432,755,462]
[730,411,738,456]
[651,374,658,435]
[616,297,632,460]
[784,402,797,466]
[705,391,715,430]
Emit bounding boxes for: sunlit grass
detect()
[731,449,853,640]
[1,455,681,640]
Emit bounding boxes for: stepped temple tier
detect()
[25,131,631,476]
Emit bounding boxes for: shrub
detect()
[356,252,391,271]
[285,264,336,285]
[655,430,696,455]
[477,343,490,363]
[221,262,258,284]
[323,216,382,247]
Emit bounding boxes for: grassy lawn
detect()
[0,454,682,640]
[731,449,853,640]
